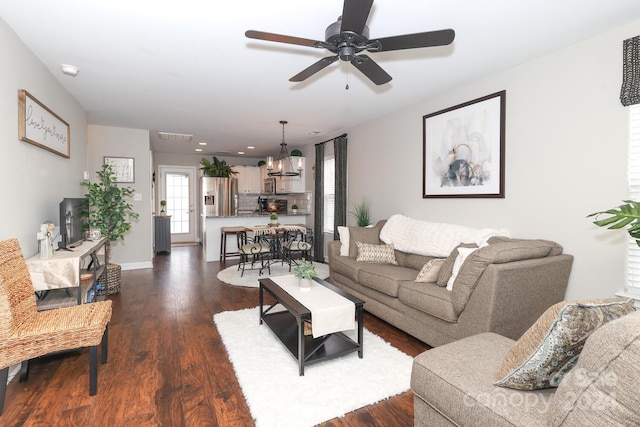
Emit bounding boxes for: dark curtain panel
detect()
[313,142,325,262]
[334,135,348,240]
[621,35,640,107]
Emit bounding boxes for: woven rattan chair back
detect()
[0,239,37,341]
[0,238,112,415]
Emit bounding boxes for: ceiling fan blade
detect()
[245,30,321,48]
[340,0,374,34]
[373,29,455,52]
[351,54,392,85]
[289,56,339,82]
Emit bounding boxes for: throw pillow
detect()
[415,258,445,282]
[445,247,478,291]
[337,226,350,256]
[355,242,398,265]
[494,298,635,391]
[348,222,384,259]
[436,243,478,287]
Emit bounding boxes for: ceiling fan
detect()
[245,0,455,85]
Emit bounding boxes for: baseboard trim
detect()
[119,261,153,271]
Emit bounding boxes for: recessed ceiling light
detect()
[247,146,255,150]
[308,130,321,136]
[60,64,79,77]
[195,148,203,152]
[158,132,193,142]
[199,142,207,146]
[237,151,245,155]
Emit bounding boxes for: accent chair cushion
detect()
[494,298,635,390]
[355,242,398,265]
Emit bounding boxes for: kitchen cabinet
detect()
[235,165,262,193]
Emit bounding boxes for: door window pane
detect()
[166,173,190,234]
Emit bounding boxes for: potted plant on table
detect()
[291,204,298,214]
[270,212,279,226]
[81,163,139,295]
[160,199,167,214]
[293,260,317,291]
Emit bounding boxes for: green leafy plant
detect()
[199,156,237,177]
[270,213,279,221]
[350,198,371,227]
[291,204,298,210]
[292,260,317,280]
[81,163,139,256]
[588,200,640,246]
[160,200,167,213]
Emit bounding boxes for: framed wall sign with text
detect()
[18,89,70,158]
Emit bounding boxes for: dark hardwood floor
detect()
[2,245,429,426]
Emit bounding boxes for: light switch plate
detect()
[133,192,142,201]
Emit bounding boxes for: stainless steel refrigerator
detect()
[201,177,238,217]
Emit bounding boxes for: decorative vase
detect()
[292,208,298,214]
[299,278,312,291]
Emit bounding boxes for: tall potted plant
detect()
[82,163,139,294]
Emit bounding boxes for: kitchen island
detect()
[202,213,310,262]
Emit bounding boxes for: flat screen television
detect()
[58,197,89,250]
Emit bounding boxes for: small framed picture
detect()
[104,156,135,183]
[90,229,102,240]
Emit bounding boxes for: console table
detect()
[26,237,109,310]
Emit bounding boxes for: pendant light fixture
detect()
[267,120,303,177]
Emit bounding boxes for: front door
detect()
[158,165,196,244]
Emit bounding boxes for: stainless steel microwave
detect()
[263,178,276,194]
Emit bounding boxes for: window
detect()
[627,104,640,294]
[323,155,335,234]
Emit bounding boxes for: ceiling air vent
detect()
[158,132,193,142]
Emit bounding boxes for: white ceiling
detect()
[2,1,640,159]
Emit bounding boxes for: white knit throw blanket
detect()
[379,214,508,257]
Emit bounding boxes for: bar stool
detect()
[220,226,247,263]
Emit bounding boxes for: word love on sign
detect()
[19,89,70,158]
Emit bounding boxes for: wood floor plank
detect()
[1,245,429,426]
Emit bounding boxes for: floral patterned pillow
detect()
[494,298,635,390]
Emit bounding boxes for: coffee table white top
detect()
[272,274,355,338]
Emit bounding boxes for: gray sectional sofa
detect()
[327,219,574,347]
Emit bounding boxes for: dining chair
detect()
[281,228,313,271]
[236,230,272,277]
[0,238,112,415]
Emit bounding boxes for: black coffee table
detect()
[258,276,364,376]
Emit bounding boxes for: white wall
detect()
[0,18,88,255]
[87,125,153,268]
[345,20,640,300]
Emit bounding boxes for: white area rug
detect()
[213,307,413,427]
[217,261,329,288]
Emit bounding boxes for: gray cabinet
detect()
[154,215,171,253]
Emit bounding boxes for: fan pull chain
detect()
[345,66,350,90]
